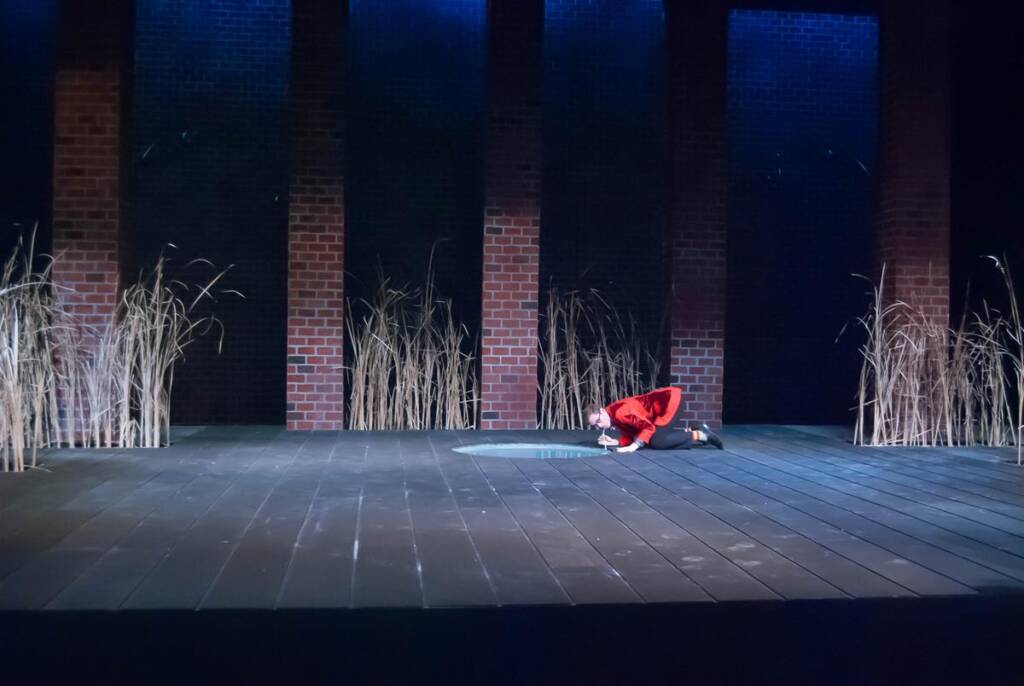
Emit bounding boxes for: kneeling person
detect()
[584,387,723,453]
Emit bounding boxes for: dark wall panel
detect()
[131,0,291,424]
[540,0,667,350]
[345,0,485,331]
[726,9,878,424]
[1,0,56,259]
[951,2,1024,323]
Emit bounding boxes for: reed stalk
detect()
[538,288,658,429]
[345,262,477,431]
[854,261,1022,453]
[1,234,233,472]
[988,256,1024,464]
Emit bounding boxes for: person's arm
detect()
[613,411,655,451]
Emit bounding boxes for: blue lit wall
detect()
[541,0,667,349]
[131,0,291,424]
[0,0,56,258]
[346,0,485,329]
[726,10,878,423]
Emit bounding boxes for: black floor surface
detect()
[2,425,1024,684]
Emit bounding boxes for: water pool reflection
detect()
[453,443,607,459]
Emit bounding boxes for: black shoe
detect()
[698,423,724,450]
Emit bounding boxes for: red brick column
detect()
[876,0,952,325]
[664,0,728,430]
[479,0,543,430]
[52,0,129,329]
[286,0,347,431]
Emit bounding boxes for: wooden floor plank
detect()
[643,452,934,598]
[769,426,1024,494]
[199,433,327,609]
[276,433,363,609]
[639,453,915,598]
[123,474,281,609]
[0,436,218,586]
[512,457,711,603]
[761,426,1024,519]
[399,436,497,607]
[431,433,570,606]
[276,479,362,609]
[47,473,236,609]
[47,431,266,610]
[699,444,1016,592]
[667,452,977,596]
[201,474,320,609]
[0,450,127,518]
[5,424,1023,612]
[734,428,1024,549]
[471,454,641,605]
[350,433,423,608]
[121,431,292,609]
[0,453,152,539]
[585,454,847,599]
[721,435,1024,585]
[547,458,780,601]
[0,469,192,609]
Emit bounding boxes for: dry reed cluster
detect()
[0,235,233,472]
[539,288,660,429]
[854,261,1024,464]
[346,266,478,430]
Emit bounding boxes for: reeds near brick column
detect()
[854,260,1024,461]
[346,266,478,431]
[1,236,234,472]
[991,257,1024,464]
[0,233,63,471]
[121,255,234,448]
[538,288,660,429]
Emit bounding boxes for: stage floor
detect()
[3,425,1024,683]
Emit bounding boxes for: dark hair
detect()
[583,403,603,424]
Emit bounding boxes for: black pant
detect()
[647,402,696,450]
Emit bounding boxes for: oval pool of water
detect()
[453,443,608,459]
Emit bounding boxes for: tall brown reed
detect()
[854,261,1024,454]
[1,235,234,472]
[346,265,477,431]
[0,232,62,471]
[988,256,1024,464]
[538,288,659,429]
[121,255,234,447]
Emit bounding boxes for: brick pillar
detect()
[479,0,543,430]
[664,0,728,430]
[876,0,952,325]
[52,0,130,329]
[286,0,347,431]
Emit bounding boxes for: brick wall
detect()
[876,0,951,325]
[52,0,130,330]
[131,0,291,424]
[726,8,878,423]
[541,0,667,352]
[479,0,543,430]
[286,0,346,431]
[665,0,728,430]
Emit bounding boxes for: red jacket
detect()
[605,387,682,446]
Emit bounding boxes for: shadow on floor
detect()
[3,594,1024,685]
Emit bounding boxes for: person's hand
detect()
[597,434,617,447]
[615,442,640,453]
